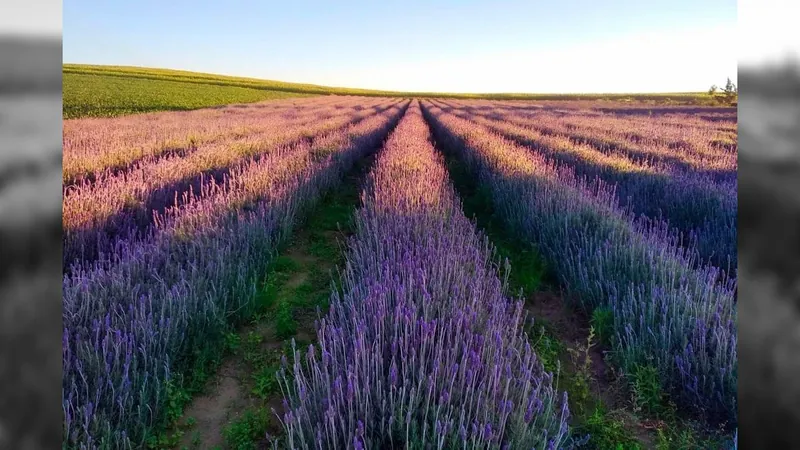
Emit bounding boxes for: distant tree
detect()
[707,84,722,105]
[723,77,737,102]
[725,77,737,92]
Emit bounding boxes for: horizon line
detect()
[64,62,709,97]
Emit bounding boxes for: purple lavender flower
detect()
[275,103,569,448]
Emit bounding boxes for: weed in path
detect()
[581,406,644,450]
[223,408,271,450]
[630,364,669,418]
[590,307,614,347]
[566,326,597,417]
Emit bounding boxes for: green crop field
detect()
[62,72,313,119]
[63,64,714,119]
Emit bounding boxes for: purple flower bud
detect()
[347,378,355,401]
[389,360,398,387]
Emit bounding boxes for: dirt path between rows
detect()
[171,156,371,450]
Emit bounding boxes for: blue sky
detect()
[63,0,739,93]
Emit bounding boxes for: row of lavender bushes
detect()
[63,100,398,269]
[62,102,408,449]
[442,106,737,275]
[442,100,737,185]
[421,103,737,430]
[62,95,357,186]
[276,103,572,449]
[449,99,738,157]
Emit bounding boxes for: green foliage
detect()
[224,332,242,353]
[307,233,338,260]
[145,344,227,448]
[706,78,737,106]
[630,364,667,417]
[566,326,597,416]
[252,363,281,399]
[656,427,699,450]
[190,431,201,448]
[272,256,301,274]
[590,307,614,346]
[164,380,192,425]
[579,406,642,450]
[144,382,188,447]
[723,78,737,96]
[223,408,270,450]
[241,331,265,364]
[63,72,308,118]
[275,300,297,339]
[529,323,564,374]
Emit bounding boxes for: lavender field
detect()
[62,97,737,449]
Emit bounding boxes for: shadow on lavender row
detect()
[62,106,397,272]
[62,103,391,189]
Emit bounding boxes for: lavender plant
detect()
[422,102,737,429]
[277,103,571,449]
[62,96,374,185]
[445,109,737,276]
[63,100,400,269]
[62,101,408,449]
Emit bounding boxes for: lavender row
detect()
[503,112,736,183]
[421,102,737,429]
[153,106,407,250]
[62,101,409,449]
[63,101,398,269]
[436,100,737,183]
[277,103,571,449]
[434,100,736,175]
[445,99,737,137]
[63,96,378,185]
[443,108,737,274]
[449,99,738,148]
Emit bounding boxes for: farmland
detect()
[62,72,313,119]
[62,89,737,448]
[63,64,716,119]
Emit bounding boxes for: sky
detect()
[61,0,743,93]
